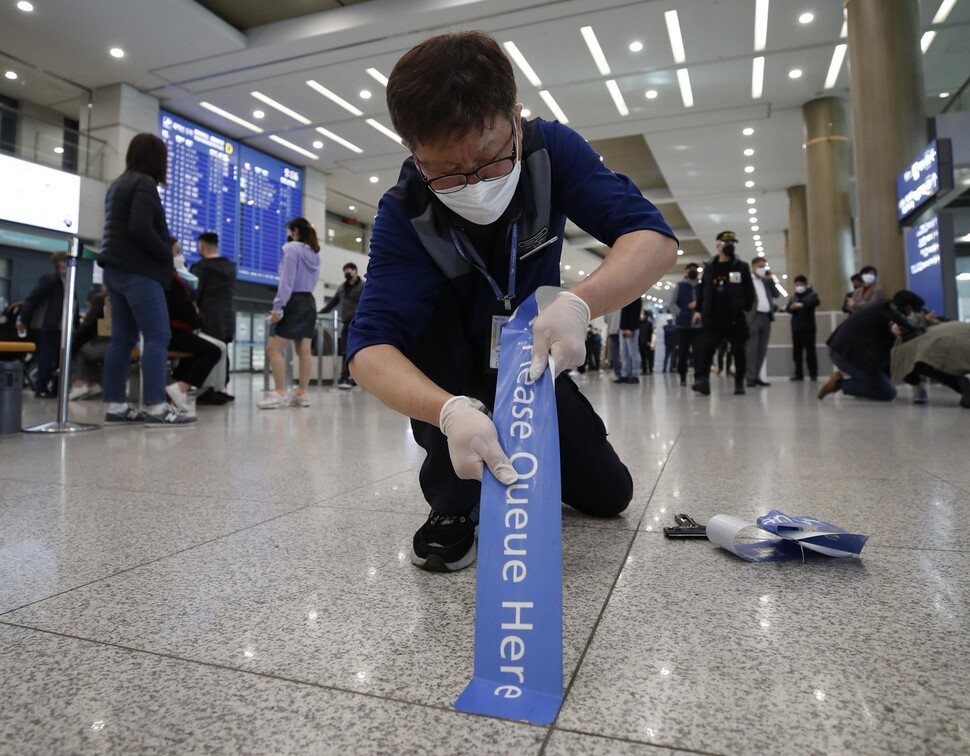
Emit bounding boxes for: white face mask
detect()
[862,273,876,285]
[434,158,521,226]
[795,285,807,294]
[755,267,768,278]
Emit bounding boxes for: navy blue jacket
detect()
[673,279,697,327]
[786,287,820,332]
[348,118,676,363]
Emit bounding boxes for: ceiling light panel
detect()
[539,90,569,123]
[664,10,687,64]
[824,44,847,89]
[754,0,770,52]
[366,118,403,145]
[752,56,765,98]
[306,80,363,117]
[676,69,694,108]
[199,101,263,133]
[315,126,363,154]
[268,135,319,160]
[366,68,388,87]
[580,26,612,76]
[605,80,628,116]
[932,0,958,24]
[503,41,542,87]
[251,91,311,125]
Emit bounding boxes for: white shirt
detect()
[753,276,771,313]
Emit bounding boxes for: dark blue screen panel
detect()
[158,110,240,266]
[238,146,304,284]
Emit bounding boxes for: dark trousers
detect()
[830,353,896,401]
[338,325,350,381]
[35,329,60,393]
[407,290,633,519]
[695,320,749,387]
[792,329,818,379]
[904,361,962,393]
[639,343,653,374]
[677,328,698,379]
[169,330,223,388]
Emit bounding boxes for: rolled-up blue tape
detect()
[453,292,564,725]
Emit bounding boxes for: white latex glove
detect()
[529,287,591,380]
[439,396,518,485]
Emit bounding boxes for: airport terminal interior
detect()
[2,0,969,754]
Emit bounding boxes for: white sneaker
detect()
[258,392,289,409]
[68,383,90,401]
[166,383,192,412]
[289,390,310,407]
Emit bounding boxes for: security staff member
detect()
[691,231,755,396]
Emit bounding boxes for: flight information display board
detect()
[159,110,240,265]
[238,145,304,284]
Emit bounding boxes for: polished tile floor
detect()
[1,369,968,755]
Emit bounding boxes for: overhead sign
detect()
[904,215,944,315]
[896,139,952,222]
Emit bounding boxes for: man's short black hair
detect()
[892,289,924,312]
[850,273,863,283]
[794,274,808,284]
[198,232,219,246]
[860,265,878,276]
[343,262,358,271]
[685,262,698,271]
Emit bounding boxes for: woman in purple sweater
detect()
[259,217,321,409]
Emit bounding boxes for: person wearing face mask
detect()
[319,262,365,389]
[845,266,885,313]
[346,31,677,573]
[673,262,700,386]
[15,251,72,398]
[691,231,755,396]
[744,257,779,388]
[785,275,820,381]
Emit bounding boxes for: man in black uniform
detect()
[691,231,755,396]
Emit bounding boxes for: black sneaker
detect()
[691,378,711,395]
[144,404,197,427]
[960,374,970,409]
[104,407,146,425]
[196,388,230,405]
[411,509,478,572]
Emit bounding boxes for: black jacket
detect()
[619,298,642,332]
[826,302,896,373]
[319,276,364,324]
[98,171,173,286]
[695,255,755,325]
[786,288,820,332]
[18,271,66,332]
[190,256,237,341]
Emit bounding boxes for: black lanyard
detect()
[449,224,519,312]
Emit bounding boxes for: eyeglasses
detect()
[417,124,517,195]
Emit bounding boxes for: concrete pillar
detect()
[846,0,927,296]
[786,185,810,281]
[803,97,855,312]
[87,83,159,184]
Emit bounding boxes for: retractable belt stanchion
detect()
[262,315,271,392]
[330,311,340,392]
[24,237,99,434]
[316,318,324,392]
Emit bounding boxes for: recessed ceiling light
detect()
[744,166,755,173]
[939,92,950,98]
[676,68,694,108]
[252,110,265,119]
[664,10,687,64]
[753,235,762,241]
[744,148,755,156]
[824,43,848,89]
[789,69,803,79]
[757,251,765,257]
[355,237,362,243]
[751,225,760,231]
[4,71,16,80]
[109,47,125,58]
[747,197,756,204]
[743,127,755,136]
[799,12,815,24]
[17,1,34,11]
[745,180,755,188]
[369,176,379,183]
[749,217,759,224]
[521,108,532,118]
[629,41,643,53]
[564,264,572,270]
[53,146,64,154]
[581,26,612,76]
[752,56,765,99]
[645,89,658,99]
[360,90,372,100]
[754,0,769,51]
[749,208,757,214]
[348,205,356,211]
[312,140,324,149]
[782,274,788,280]
[677,249,684,256]
[579,270,586,276]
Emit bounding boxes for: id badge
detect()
[729,271,742,284]
[489,315,510,369]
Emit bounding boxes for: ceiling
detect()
[1,0,968,300]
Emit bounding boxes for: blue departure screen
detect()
[159,110,240,266]
[238,146,304,284]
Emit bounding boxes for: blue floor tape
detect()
[453,293,564,725]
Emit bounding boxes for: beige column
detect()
[846,0,927,296]
[786,185,810,281]
[803,97,855,311]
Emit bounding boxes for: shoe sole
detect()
[410,540,477,573]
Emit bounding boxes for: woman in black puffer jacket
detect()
[97,133,194,426]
